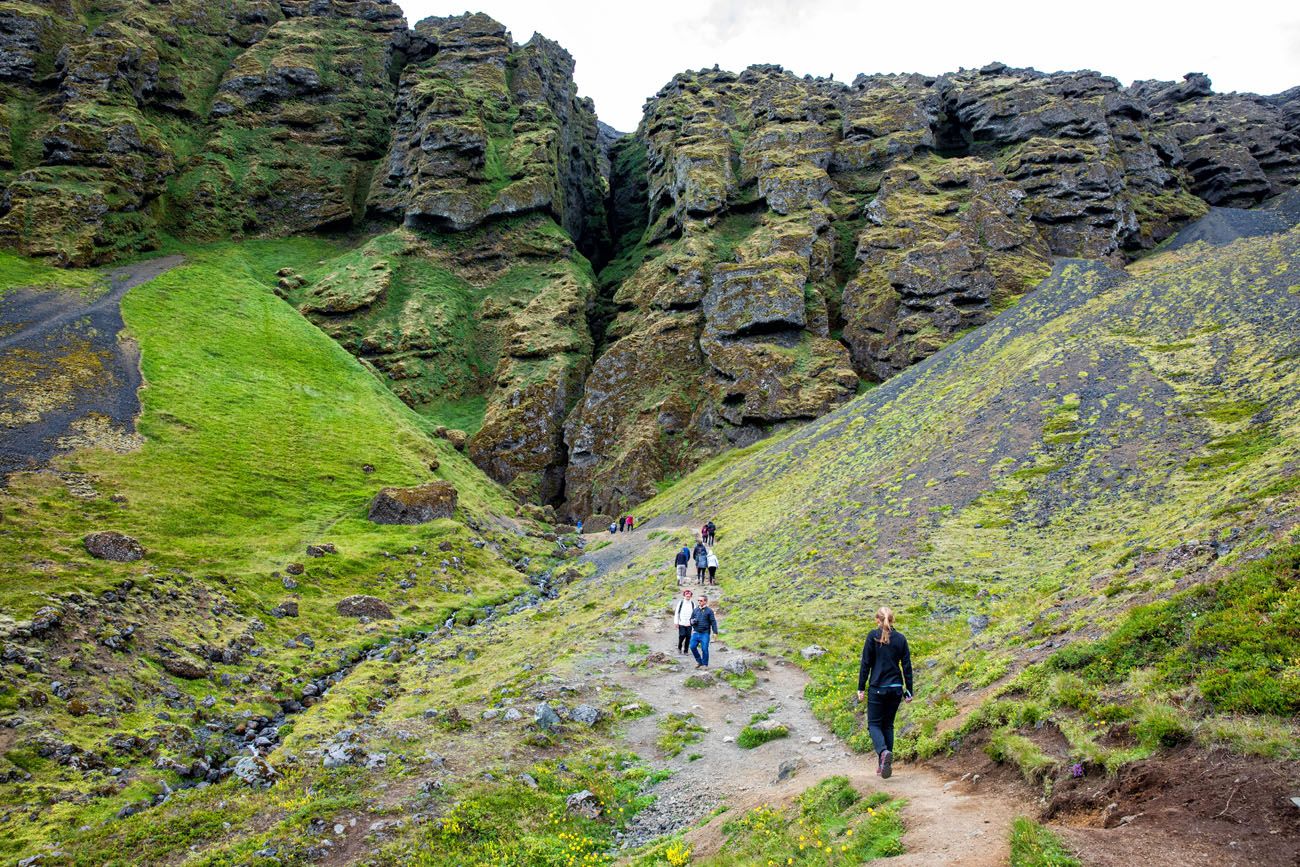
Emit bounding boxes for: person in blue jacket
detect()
[688,596,719,669]
[674,545,691,584]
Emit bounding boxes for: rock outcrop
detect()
[562,64,1300,515]
[368,481,458,524]
[84,532,145,562]
[367,12,607,260]
[293,14,605,504]
[170,3,405,238]
[0,0,408,265]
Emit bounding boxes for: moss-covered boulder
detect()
[367,481,457,524]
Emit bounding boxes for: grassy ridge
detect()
[2,238,518,611]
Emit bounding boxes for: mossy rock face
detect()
[841,159,1052,379]
[291,216,597,506]
[567,63,1298,513]
[0,0,407,263]
[170,11,402,238]
[366,13,607,260]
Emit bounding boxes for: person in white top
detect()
[706,549,719,584]
[673,588,696,654]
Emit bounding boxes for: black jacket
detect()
[858,628,913,693]
[689,606,718,634]
[674,549,690,567]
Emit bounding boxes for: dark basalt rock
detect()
[336,595,392,619]
[561,62,1299,515]
[84,532,145,562]
[159,655,210,680]
[367,481,458,524]
[367,13,607,260]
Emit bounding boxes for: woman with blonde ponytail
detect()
[856,606,914,778]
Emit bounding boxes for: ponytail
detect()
[876,606,895,645]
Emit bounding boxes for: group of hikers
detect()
[663,519,914,780]
[608,514,637,533]
[580,512,914,779]
[674,538,719,584]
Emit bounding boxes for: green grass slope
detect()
[0,240,562,859]
[641,226,1300,767]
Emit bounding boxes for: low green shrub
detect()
[1009,817,1081,867]
[737,724,789,749]
[985,731,1056,782]
[634,776,902,865]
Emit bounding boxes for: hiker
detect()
[705,520,716,545]
[608,521,617,535]
[674,545,691,584]
[692,541,708,583]
[700,523,709,544]
[688,595,719,669]
[673,588,695,654]
[856,606,913,779]
[575,519,583,534]
[706,548,719,584]
[618,516,626,532]
[626,515,636,532]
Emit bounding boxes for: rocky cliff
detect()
[0,0,407,263]
[290,13,607,505]
[2,7,1298,515]
[564,63,1300,516]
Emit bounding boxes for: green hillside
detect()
[640,224,1300,764]
[0,239,564,859]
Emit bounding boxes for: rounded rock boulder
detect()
[367,481,458,525]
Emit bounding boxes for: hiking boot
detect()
[875,756,882,776]
[880,750,893,779]
[695,664,704,670]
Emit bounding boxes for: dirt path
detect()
[0,254,183,476]
[579,519,1021,864]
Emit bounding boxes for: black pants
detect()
[677,625,690,653]
[867,687,903,754]
[696,566,706,582]
[707,566,717,583]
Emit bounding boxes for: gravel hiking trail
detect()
[0,254,183,476]
[579,518,1021,865]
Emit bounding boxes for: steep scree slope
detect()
[640,202,1300,784]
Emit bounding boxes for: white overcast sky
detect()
[397,1,1300,132]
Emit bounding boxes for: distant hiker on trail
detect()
[705,520,716,545]
[575,519,583,534]
[693,541,709,583]
[618,516,626,532]
[689,595,719,669]
[856,606,913,780]
[608,521,617,534]
[674,545,691,584]
[626,515,636,532]
[700,523,709,544]
[706,548,719,584]
[673,588,695,654]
